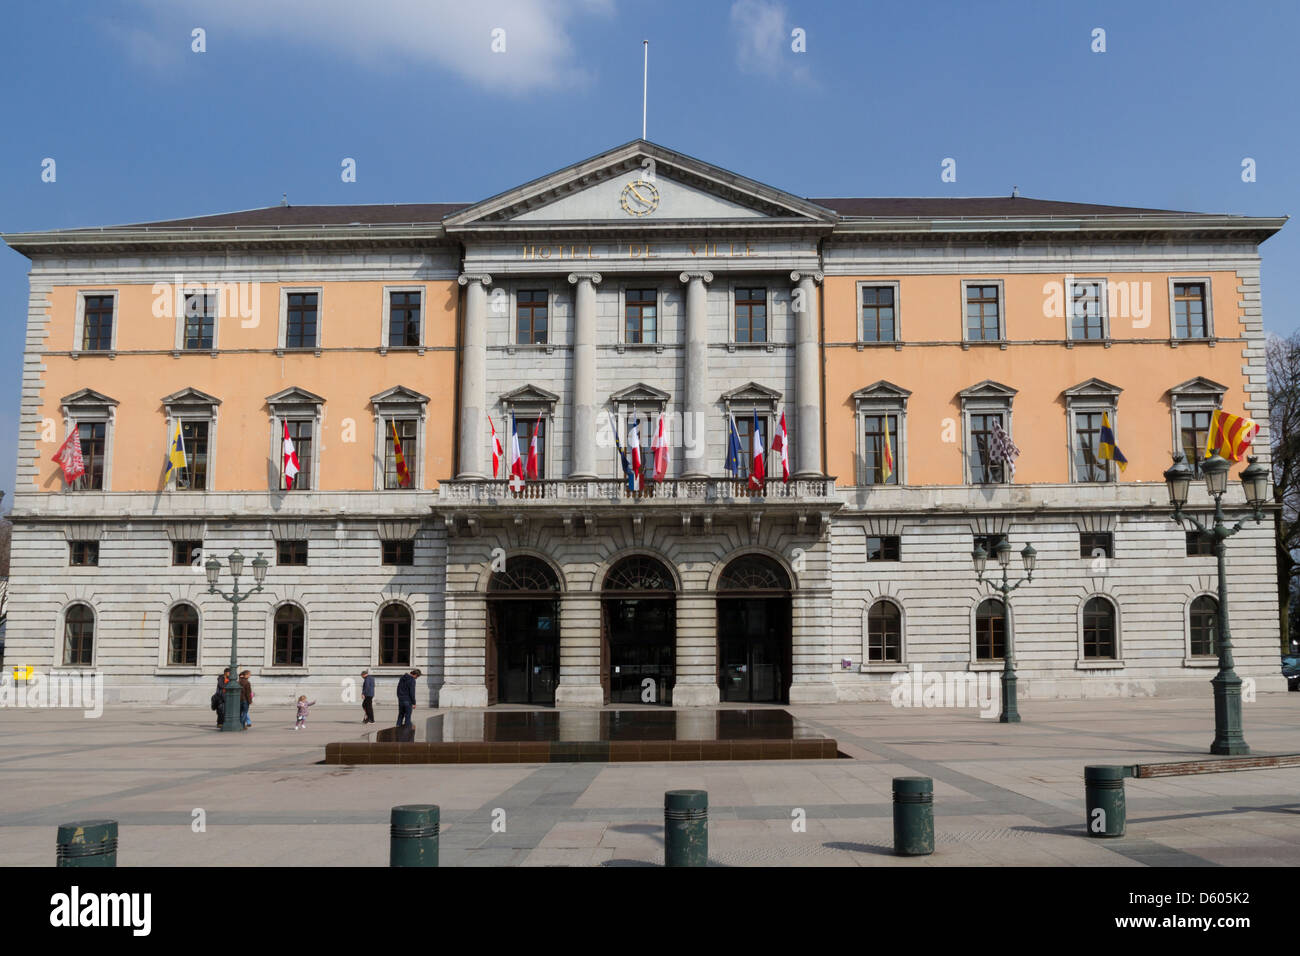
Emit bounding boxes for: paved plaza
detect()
[1,694,1298,867]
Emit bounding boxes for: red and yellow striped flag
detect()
[391,419,412,487]
[1206,409,1259,463]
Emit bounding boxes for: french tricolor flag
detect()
[509,419,525,481]
[628,417,643,491]
[749,410,766,490]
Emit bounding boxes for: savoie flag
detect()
[1098,413,1127,473]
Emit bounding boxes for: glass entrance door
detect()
[718,597,790,703]
[605,598,674,705]
[494,599,558,705]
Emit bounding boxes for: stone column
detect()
[456,274,491,480]
[672,592,721,706]
[555,592,604,707]
[790,271,824,478]
[567,272,602,479]
[679,271,713,479]
[438,589,490,708]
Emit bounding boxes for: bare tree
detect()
[1267,331,1300,651]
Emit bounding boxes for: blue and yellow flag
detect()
[164,423,187,480]
[1098,413,1127,473]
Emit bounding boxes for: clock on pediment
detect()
[619,179,660,217]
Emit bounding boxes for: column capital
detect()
[790,271,824,285]
[679,270,714,284]
[457,274,492,287]
[566,272,603,285]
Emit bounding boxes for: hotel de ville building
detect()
[1,140,1286,707]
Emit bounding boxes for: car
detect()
[1283,655,1300,692]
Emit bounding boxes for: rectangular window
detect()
[965,284,1001,341]
[183,292,217,350]
[69,540,99,566]
[862,414,899,485]
[285,292,318,349]
[625,289,657,344]
[516,289,548,345]
[730,415,772,479]
[969,413,1005,484]
[1180,410,1212,477]
[384,418,418,489]
[515,416,546,479]
[277,540,309,566]
[1070,281,1105,340]
[172,540,203,567]
[1186,531,1214,556]
[76,422,107,491]
[176,420,210,490]
[82,295,115,351]
[1074,411,1112,482]
[1080,532,1114,559]
[734,288,767,343]
[866,535,901,561]
[381,540,415,566]
[388,291,422,347]
[283,420,313,491]
[860,286,896,342]
[1174,283,1208,338]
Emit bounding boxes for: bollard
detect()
[1084,765,1127,838]
[664,789,708,867]
[892,777,934,856]
[390,804,440,867]
[56,820,118,868]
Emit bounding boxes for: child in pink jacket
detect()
[294,696,316,730]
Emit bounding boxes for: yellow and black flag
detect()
[1098,413,1127,473]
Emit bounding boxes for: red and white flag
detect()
[749,411,766,490]
[282,420,300,489]
[628,417,643,491]
[52,422,85,484]
[651,413,669,482]
[490,416,504,478]
[525,413,542,480]
[772,410,790,482]
[509,420,525,481]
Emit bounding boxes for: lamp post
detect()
[206,549,269,733]
[972,538,1037,723]
[1162,452,1269,755]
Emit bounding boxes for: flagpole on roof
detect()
[642,40,649,140]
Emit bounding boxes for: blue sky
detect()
[1,0,1296,509]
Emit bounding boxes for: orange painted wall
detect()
[31,281,460,492]
[823,273,1251,486]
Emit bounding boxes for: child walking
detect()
[294,695,316,730]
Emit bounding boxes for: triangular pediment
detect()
[851,380,912,402]
[444,140,838,229]
[499,384,560,407]
[610,382,671,404]
[161,387,221,408]
[370,385,429,406]
[61,387,119,408]
[721,381,783,404]
[958,380,1018,401]
[1167,376,1227,398]
[266,385,326,407]
[1062,377,1122,401]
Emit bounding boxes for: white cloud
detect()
[128,0,614,94]
[729,0,811,84]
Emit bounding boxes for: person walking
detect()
[238,670,254,728]
[395,669,421,727]
[213,667,230,729]
[293,696,316,730]
[361,669,375,724]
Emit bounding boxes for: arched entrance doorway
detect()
[487,556,561,706]
[602,555,676,705]
[716,554,792,704]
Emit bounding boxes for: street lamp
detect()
[972,538,1036,723]
[207,549,269,732]
[1163,452,1269,755]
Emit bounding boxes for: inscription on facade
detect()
[520,242,761,261]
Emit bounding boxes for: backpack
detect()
[210,691,222,710]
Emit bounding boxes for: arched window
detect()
[379,603,412,666]
[1082,596,1117,659]
[975,598,1006,661]
[274,604,306,666]
[489,555,560,593]
[63,603,95,665]
[168,604,199,666]
[603,555,675,593]
[867,600,902,663]
[1190,595,1218,657]
[718,554,790,592]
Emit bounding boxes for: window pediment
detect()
[371,385,430,409]
[610,382,670,405]
[500,384,560,409]
[161,387,221,416]
[958,380,1017,408]
[852,380,911,408]
[267,386,326,411]
[721,381,782,407]
[1167,377,1227,403]
[1063,378,1122,406]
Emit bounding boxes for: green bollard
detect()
[1084,766,1127,838]
[892,777,934,856]
[390,805,439,867]
[56,820,118,867]
[664,790,708,867]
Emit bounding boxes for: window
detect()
[277,540,308,566]
[1080,532,1114,559]
[1173,282,1208,339]
[1082,596,1117,659]
[63,604,95,665]
[860,285,897,342]
[1179,410,1213,476]
[514,416,546,479]
[862,414,899,485]
[285,292,318,349]
[1186,531,1214,556]
[172,540,203,567]
[974,534,1007,556]
[729,414,772,479]
[69,540,99,566]
[76,422,107,491]
[516,290,548,345]
[379,603,412,666]
[388,291,422,347]
[82,295,115,351]
[975,598,1006,661]
[867,601,902,662]
[969,413,1006,484]
[176,420,210,490]
[965,283,1002,341]
[734,287,767,344]
[1190,595,1218,657]
[282,420,313,491]
[1073,411,1113,482]
[382,540,415,566]
[384,418,418,489]
[1070,281,1105,340]
[866,535,901,561]
[183,292,217,350]
[168,604,199,666]
[625,289,657,344]
[274,605,305,666]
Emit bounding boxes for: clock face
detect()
[619,180,660,217]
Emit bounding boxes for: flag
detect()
[989,419,1020,479]
[164,422,187,482]
[1206,409,1259,463]
[772,410,790,482]
[282,420,300,489]
[881,415,894,484]
[52,422,85,484]
[509,418,524,481]
[526,413,542,480]
[725,415,743,477]
[609,411,636,491]
[391,419,411,488]
[490,415,503,478]
[749,410,766,490]
[1098,412,1127,474]
[628,417,643,491]
[651,413,669,482]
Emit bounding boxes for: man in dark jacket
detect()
[361,669,376,724]
[238,670,254,728]
[214,668,230,728]
[395,669,421,727]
